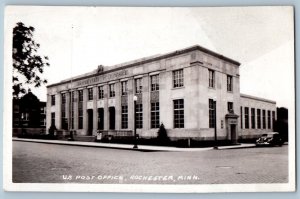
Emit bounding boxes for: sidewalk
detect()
[13,137,256,152]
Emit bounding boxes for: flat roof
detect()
[240,93,276,104]
[47,44,241,88]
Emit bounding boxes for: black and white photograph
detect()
[3,6,295,192]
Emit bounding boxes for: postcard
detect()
[3,6,295,192]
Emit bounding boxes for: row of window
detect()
[53,99,237,130]
[240,107,275,130]
[50,69,234,105]
[54,100,276,132]
[53,100,182,130]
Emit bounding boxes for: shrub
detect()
[157,123,170,145]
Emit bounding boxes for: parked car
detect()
[256,132,284,147]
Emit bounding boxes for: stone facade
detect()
[46,45,276,142]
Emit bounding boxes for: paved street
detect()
[13,140,288,184]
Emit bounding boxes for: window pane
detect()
[121,81,128,96]
[135,78,143,93]
[121,105,128,129]
[135,104,143,128]
[245,107,249,129]
[173,70,184,88]
[174,99,184,128]
[251,108,255,129]
[151,75,159,91]
[109,84,115,97]
[209,70,215,88]
[151,102,160,128]
[227,75,233,91]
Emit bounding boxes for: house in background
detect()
[13,89,46,136]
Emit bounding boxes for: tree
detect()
[13,22,49,98]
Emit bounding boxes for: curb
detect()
[13,138,161,152]
[13,138,257,151]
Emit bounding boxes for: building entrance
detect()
[225,113,239,144]
[109,107,115,130]
[230,124,237,144]
[98,108,104,130]
[87,109,93,135]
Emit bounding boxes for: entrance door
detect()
[98,108,104,130]
[230,124,237,144]
[87,109,93,135]
[109,107,115,130]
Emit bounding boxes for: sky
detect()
[5,6,294,110]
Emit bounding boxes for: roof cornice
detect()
[47,45,241,88]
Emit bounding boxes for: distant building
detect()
[46,45,276,142]
[13,89,46,136]
[240,94,277,140]
[274,107,288,141]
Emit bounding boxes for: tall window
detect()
[62,93,66,104]
[257,109,261,129]
[61,93,67,130]
[51,112,55,126]
[121,81,128,96]
[98,86,104,99]
[267,110,271,129]
[78,90,83,101]
[121,105,128,129]
[136,104,143,129]
[173,69,184,88]
[209,99,215,128]
[109,84,115,97]
[240,106,243,129]
[71,91,75,102]
[262,110,266,129]
[244,107,249,129]
[135,78,143,93]
[51,95,55,106]
[151,102,160,128]
[71,95,74,129]
[151,74,159,91]
[251,108,255,129]
[88,88,93,100]
[227,75,233,92]
[78,90,83,129]
[174,99,184,128]
[228,102,233,113]
[208,69,215,88]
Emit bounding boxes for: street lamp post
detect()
[21,113,24,135]
[133,95,138,149]
[213,99,218,149]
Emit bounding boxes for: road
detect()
[12,141,288,184]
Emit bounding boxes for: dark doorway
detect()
[98,108,104,130]
[109,107,115,130]
[87,109,93,135]
[230,124,237,144]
